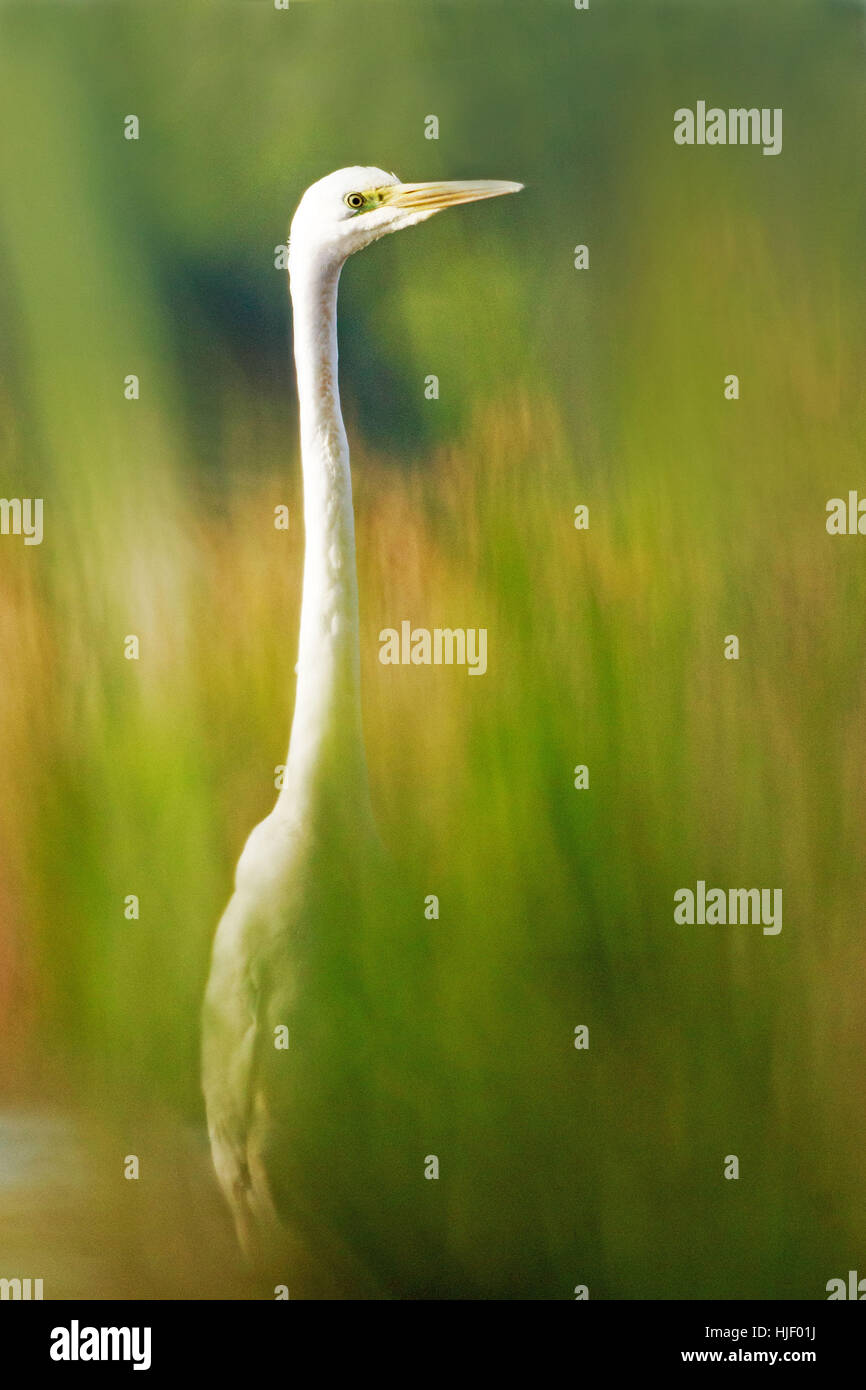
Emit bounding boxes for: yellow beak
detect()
[380,179,523,212]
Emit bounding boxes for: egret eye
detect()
[345,192,366,210]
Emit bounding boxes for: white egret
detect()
[201,167,522,1280]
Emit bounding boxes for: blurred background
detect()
[0,0,865,1298]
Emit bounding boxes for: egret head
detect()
[288,165,522,271]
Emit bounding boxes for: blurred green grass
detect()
[0,0,865,1296]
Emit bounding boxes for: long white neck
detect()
[280,251,370,820]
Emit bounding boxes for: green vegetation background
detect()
[0,0,864,1297]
